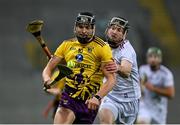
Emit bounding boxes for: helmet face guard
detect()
[76,14,95,25]
[106,17,129,48]
[108,17,129,31]
[147,47,162,58]
[74,12,95,44]
[146,47,162,70]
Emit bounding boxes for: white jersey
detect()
[139,64,174,123]
[107,40,141,102]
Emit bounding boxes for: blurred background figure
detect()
[0,0,180,123]
[136,47,175,124]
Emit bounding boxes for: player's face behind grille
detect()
[147,54,162,71]
[74,13,95,44]
[74,23,95,44]
[107,24,124,41]
[106,17,129,48]
[147,47,162,66]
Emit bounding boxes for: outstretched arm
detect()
[42,56,62,84]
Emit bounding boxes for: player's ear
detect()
[104,28,109,36]
[92,25,96,35]
[123,30,127,40]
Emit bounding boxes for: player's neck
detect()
[150,65,160,72]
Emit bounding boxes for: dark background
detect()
[0,0,180,123]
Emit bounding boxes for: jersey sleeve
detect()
[54,41,67,58]
[99,44,113,63]
[164,71,174,87]
[120,47,133,64]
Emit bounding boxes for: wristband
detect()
[94,95,102,101]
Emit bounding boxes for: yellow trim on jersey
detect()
[94,37,106,47]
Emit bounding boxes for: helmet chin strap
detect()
[123,30,127,40]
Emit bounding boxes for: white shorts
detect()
[137,101,159,124]
[136,101,152,123]
[99,96,139,124]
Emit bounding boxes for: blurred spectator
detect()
[136,47,175,124]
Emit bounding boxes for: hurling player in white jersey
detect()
[98,17,141,124]
[136,47,175,124]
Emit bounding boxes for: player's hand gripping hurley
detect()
[26,20,73,91]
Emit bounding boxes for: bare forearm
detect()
[42,66,52,82]
[96,76,115,98]
[117,65,130,78]
[153,87,175,99]
[42,56,61,83]
[104,60,131,78]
